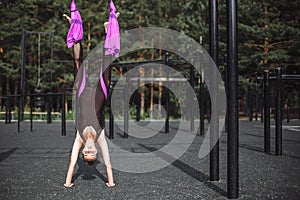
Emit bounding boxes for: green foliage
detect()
[0,0,299,114]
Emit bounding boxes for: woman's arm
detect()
[97,130,115,187]
[64,132,83,187]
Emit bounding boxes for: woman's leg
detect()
[96,55,112,127]
[102,55,112,92]
[72,42,83,79]
[95,56,115,186]
[95,81,106,128]
[73,42,83,135]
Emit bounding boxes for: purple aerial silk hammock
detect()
[104,0,120,57]
[66,0,83,48]
[78,0,120,99]
[98,0,120,99]
[67,0,84,98]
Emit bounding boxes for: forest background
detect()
[0,0,299,119]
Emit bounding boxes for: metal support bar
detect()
[209,0,219,182]
[263,70,270,153]
[47,93,52,124]
[8,97,11,123]
[18,95,21,132]
[224,54,228,132]
[226,0,239,198]
[61,93,66,136]
[124,67,129,138]
[199,74,205,136]
[136,77,141,122]
[50,32,54,92]
[190,64,195,132]
[30,94,33,131]
[5,98,9,124]
[275,68,282,156]
[247,79,253,121]
[20,30,26,121]
[298,91,300,120]
[165,52,170,134]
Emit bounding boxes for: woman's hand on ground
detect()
[106,182,116,188]
[64,183,74,188]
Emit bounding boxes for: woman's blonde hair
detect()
[82,126,97,138]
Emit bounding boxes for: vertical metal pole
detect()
[124,67,129,138]
[136,77,141,122]
[224,54,228,132]
[47,93,52,124]
[263,70,270,153]
[199,74,205,136]
[227,0,239,198]
[209,0,219,181]
[165,52,170,134]
[50,32,54,92]
[199,45,205,136]
[20,29,26,121]
[30,94,33,131]
[255,75,259,121]
[61,93,66,136]
[298,90,300,120]
[18,95,21,132]
[8,96,11,123]
[5,98,8,124]
[275,68,282,156]
[190,64,195,131]
[247,79,253,121]
[48,32,54,124]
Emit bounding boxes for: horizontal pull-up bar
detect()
[256,74,300,81]
[25,31,54,35]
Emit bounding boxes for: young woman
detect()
[64,80,115,187]
[64,0,120,188]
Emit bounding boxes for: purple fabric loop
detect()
[66,0,83,48]
[70,0,77,11]
[104,0,120,57]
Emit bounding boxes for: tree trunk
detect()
[87,21,91,51]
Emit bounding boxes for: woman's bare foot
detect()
[64,183,74,188]
[106,182,115,187]
[63,14,71,21]
[103,22,109,33]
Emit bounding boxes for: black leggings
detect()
[73,42,83,79]
[95,55,112,129]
